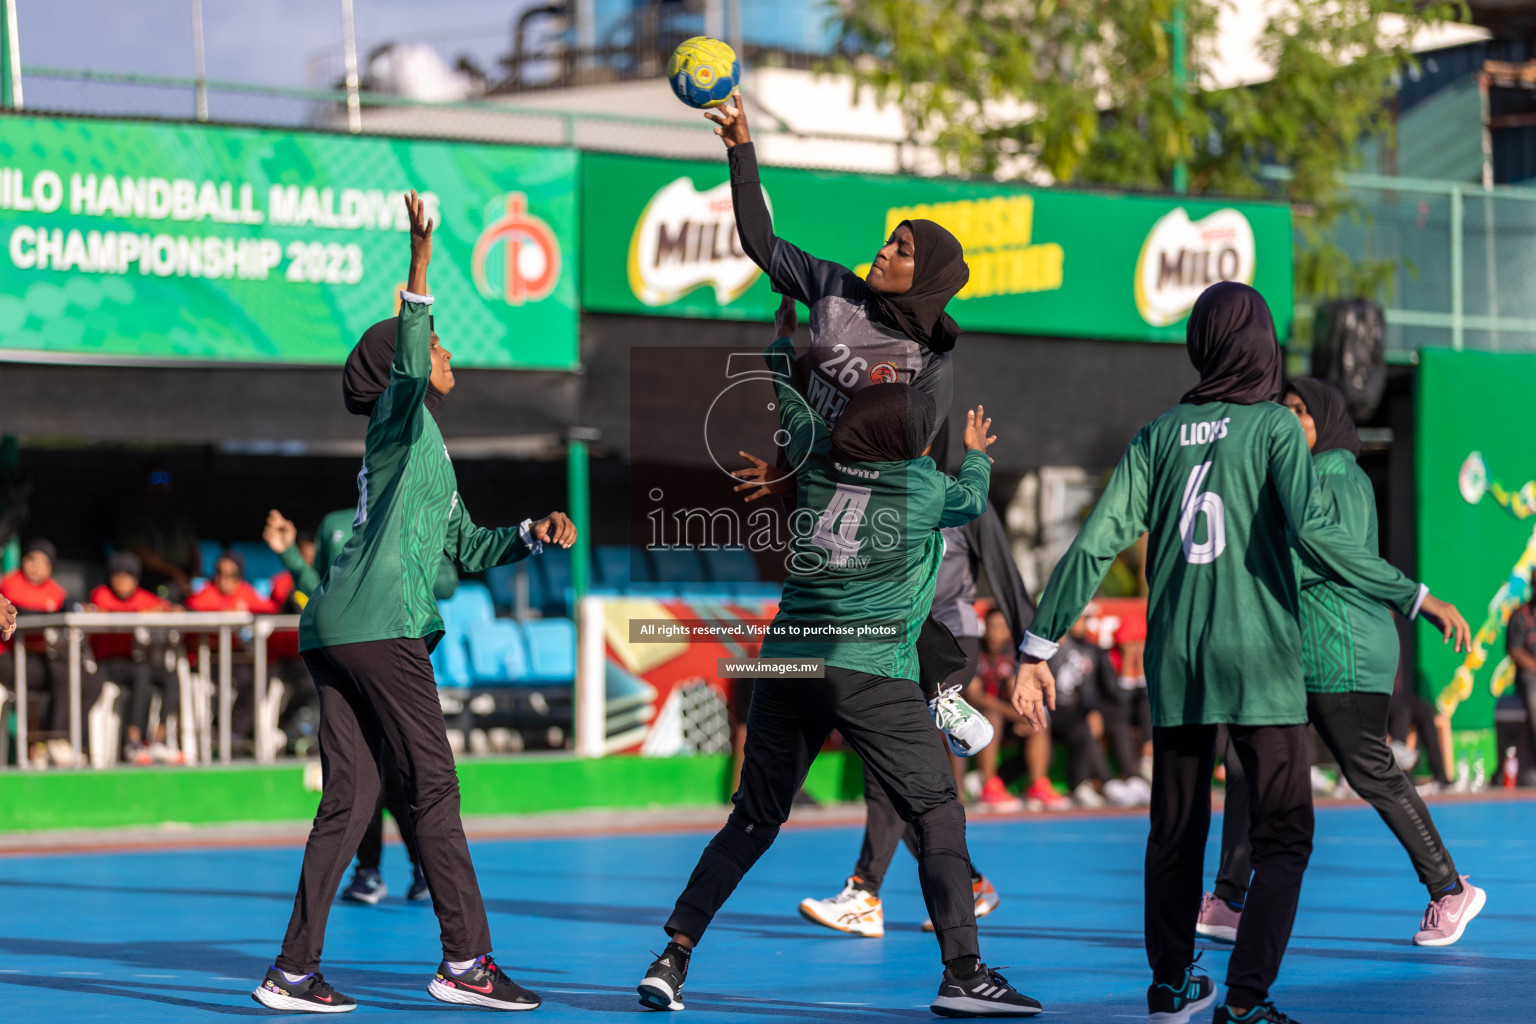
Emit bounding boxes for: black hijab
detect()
[1180,281,1283,406]
[1287,377,1360,457]
[342,317,445,416]
[865,219,970,353]
[831,383,937,463]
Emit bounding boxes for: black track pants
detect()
[666,666,980,964]
[277,638,490,974]
[1146,724,1312,1009]
[1219,692,1458,901]
[355,751,422,872]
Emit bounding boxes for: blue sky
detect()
[15,1,530,88]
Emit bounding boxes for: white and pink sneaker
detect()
[1194,891,1242,943]
[1413,877,1486,947]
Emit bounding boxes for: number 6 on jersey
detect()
[1179,461,1225,564]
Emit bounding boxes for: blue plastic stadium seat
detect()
[484,563,523,613]
[197,540,225,578]
[595,545,652,586]
[468,619,531,684]
[702,547,761,585]
[439,581,495,637]
[522,618,576,680]
[649,547,709,584]
[230,541,286,586]
[431,631,474,689]
[535,546,573,615]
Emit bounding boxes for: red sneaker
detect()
[979,776,1023,811]
[1025,777,1069,811]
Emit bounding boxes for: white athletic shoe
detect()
[1103,778,1137,808]
[1072,781,1106,809]
[930,686,995,758]
[798,877,884,937]
[1127,775,1153,805]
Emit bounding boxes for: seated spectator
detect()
[187,550,279,751]
[0,539,72,760]
[87,552,182,764]
[1045,612,1119,807]
[960,608,1029,810]
[116,461,202,602]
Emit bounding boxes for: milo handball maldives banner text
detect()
[580,152,1293,342]
[0,117,577,368]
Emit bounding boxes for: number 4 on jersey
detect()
[809,483,871,567]
[1179,461,1226,564]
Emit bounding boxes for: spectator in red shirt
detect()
[89,552,180,762]
[0,539,71,752]
[187,550,278,750]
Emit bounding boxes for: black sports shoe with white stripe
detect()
[931,962,1043,1017]
[251,967,357,1013]
[428,954,541,1010]
[1147,962,1215,1024]
[637,941,691,1011]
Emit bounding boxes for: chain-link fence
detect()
[15,66,914,176]
[1317,171,1536,358]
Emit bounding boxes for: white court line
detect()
[134,974,176,978]
[58,971,101,976]
[0,969,21,973]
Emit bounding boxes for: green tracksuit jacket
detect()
[298,299,533,653]
[756,338,990,681]
[281,507,458,605]
[1024,401,1423,727]
[1294,448,1400,694]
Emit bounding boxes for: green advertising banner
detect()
[1416,348,1536,779]
[580,152,1293,342]
[0,116,577,368]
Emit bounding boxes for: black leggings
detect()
[1147,723,1313,1009]
[666,666,980,964]
[1051,703,1111,790]
[1387,692,1451,785]
[277,638,489,974]
[1218,691,1458,901]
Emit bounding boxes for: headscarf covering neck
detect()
[865,219,970,353]
[1180,281,1283,406]
[342,317,445,417]
[1286,377,1361,457]
[830,383,937,463]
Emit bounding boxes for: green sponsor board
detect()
[0,116,577,368]
[580,152,1293,342]
[1415,349,1536,776]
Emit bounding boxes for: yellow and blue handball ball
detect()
[668,36,741,109]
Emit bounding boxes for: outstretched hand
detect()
[704,93,750,149]
[532,512,577,549]
[731,450,794,503]
[0,596,15,643]
[263,509,297,555]
[963,405,996,461]
[773,293,798,339]
[404,189,433,294]
[1420,594,1472,654]
[1010,658,1057,733]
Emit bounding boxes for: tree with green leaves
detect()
[832,0,1468,313]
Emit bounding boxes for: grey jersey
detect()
[932,525,981,638]
[770,238,953,435]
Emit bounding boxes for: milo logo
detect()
[627,176,766,306]
[1134,208,1256,327]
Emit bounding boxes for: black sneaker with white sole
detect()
[251,967,357,1013]
[1147,963,1215,1024]
[930,963,1043,1017]
[637,941,691,1011]
[427,954,541,1010]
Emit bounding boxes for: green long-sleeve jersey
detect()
[1294,449,1400,694]
[1024,401,1423,727]
[281,506,458,605]
[298,299,533,653]
[756,338,990,680]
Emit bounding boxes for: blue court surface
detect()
[1,798,1531,1023]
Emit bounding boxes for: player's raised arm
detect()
[939,406,994,526]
